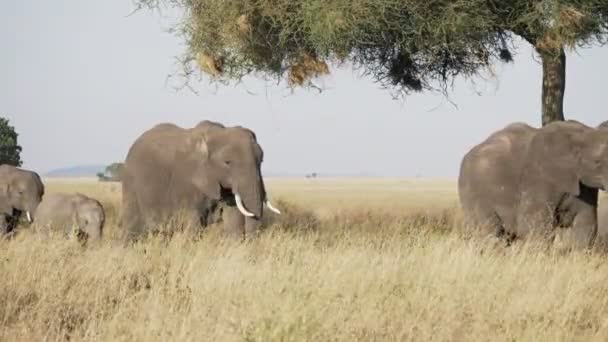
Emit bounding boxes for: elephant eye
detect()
[224,160,232,166]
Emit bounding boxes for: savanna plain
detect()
[1,177,607,341]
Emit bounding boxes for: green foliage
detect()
[0,117,23,167]
[105,163,124,180]
[96,172,111,182]
[98,162,124,182]
[134,0,607,95]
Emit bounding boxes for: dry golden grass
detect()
[1,178,607,341]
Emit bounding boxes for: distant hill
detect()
[43,166,378,179]
[44,164,106,178]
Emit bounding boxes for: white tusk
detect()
[234,194,255,217]
[265,200,281,214]
[26,211,32,223]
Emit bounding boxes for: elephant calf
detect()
[34,192,105,242]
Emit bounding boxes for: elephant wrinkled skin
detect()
[34,192,105,243]
[459,120,608,248]
[596,120,608,248]
[0,165,45,236]
[458,122,538,238]
[121,120,280,242]
[598,195,608,248]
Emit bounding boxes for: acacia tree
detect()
[97,162,124,182]
[105,162,124,181]
[0,117,23,167]
[134,0,607,125]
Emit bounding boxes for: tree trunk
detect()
[539,47,566,126]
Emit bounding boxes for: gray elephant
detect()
[598,195,608,249]
[0,164,45,235]
[121,120,281,242]
[458,122,538,238]
[459,120,608,248]
[595,120,608,248]
[33,192,105,242]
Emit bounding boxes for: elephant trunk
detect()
[24,200,40,223]
[255,170,281,215]
[84,222,103,242]
[233,165,280,220]
[234,169,264,219]
[80,205,105,242]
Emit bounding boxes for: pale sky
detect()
[2,1,607,177]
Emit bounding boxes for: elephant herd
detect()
[0,120,282,244]
[0,164,105,241]
[0,118,606,250]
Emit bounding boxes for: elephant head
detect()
[525,121,608,196]
[190,121,280,227]
[74,195,105,242]
[0,165,44,223]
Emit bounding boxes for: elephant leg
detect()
[181,208,206,236]
[568,190,598,250]
[83,223,102,243]
[462,200,504,238]
[483,210,505,238]
[516,196,555,242]
[570,206,598,249]
[0,214,9,236]
[553,187,598,249]
[121,189,143,244]
[244,216,261,239]
[222,205,245,240]
[38,223,52,240]
[205,202,223,226]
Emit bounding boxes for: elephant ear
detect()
[1,182,14,201]
[231,126,263,161]
[526,124,583,196]
[0,183,11,214]
[191,134,222,200]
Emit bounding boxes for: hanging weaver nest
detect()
[287,53,330,86]
[196,52,223,77]
[537,6,587,51]
[558,6,585,29]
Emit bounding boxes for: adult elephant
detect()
[595,121,608,248]
[459,120,608,249]
[458,122,538,238]
[33,192,105,243]
[0,165,45,235]
[598,195,608,249]
[121,120,280,242]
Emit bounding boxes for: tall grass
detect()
[1,178,607,341]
